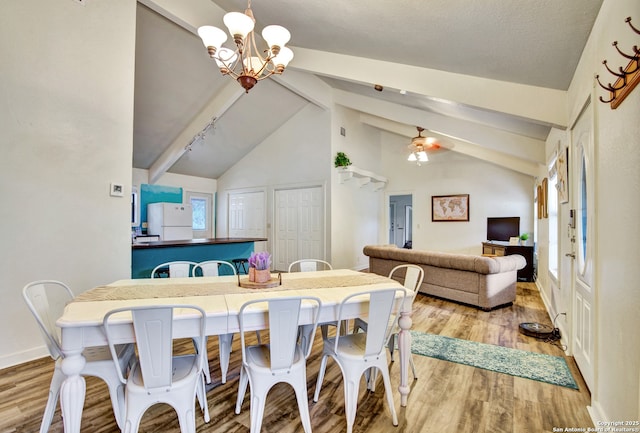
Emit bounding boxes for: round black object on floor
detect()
[519,322,554,339]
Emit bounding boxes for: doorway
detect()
[389,194,413,248]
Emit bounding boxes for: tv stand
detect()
[482,241,535,282]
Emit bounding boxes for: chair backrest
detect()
[334,288,407,359]
[238,296,322,372]
[151,261,198,278]
[192,260,237,277]
[22,280,74,360]
[288,259,333,273]
[389,265,424,294]
[103,305,206,390]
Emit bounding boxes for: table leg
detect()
[397,308,413,407]
[59,349,86,433]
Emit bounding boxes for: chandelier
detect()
[197,0,294,93]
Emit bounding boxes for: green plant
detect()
[519,233,529,241]
[334,152,352,168]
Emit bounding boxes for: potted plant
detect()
[248,251,271,283]
[519,233,529,245]
[334,152,352,168]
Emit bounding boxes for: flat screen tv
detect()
[487,217,520,242]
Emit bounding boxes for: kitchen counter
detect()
[132,237,267,249]
[131,237,267,279]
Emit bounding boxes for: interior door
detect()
[571,100,595,390]
[274,186,325,271]
[228,191,266,250]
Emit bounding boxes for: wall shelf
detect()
[337,166,388,191]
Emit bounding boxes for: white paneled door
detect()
[571,100,595,391]
[274,186,324,271]
[229,190,266,250]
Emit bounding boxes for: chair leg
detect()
[193,337,212,384]
[380,366,399,426]
[343,376,360,433]
[388,334,396,362]
[196,373,210,422]
[313,354,329,402]
[218,333,234,383]
[103,377,126,430]
[235,366,249,414]
[176,404,196,433]
[40,365,64,433]
[249,384,267,433]
[294,381,313,433]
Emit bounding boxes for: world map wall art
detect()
[432,194,470,222]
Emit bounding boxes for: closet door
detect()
[229,190,266,250]
[274,186,324,271]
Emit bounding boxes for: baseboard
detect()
[587,401,607,428]
[535,280,570,355]
[0,345,48,371]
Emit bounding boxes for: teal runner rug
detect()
[409,331,578,389]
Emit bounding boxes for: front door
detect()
[571,100,595,390]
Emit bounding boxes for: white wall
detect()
[570,0,640,422]
[216,103,331,255]
[0,1,136,367]
[379,131,534,255]
[330,105,386,269]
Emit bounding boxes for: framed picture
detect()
[557,146,569,204]
[432,194,469,222]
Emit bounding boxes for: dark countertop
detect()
[132,237,267,249]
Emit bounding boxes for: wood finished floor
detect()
[1,282,593,433]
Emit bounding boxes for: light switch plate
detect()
[110,183,124,197]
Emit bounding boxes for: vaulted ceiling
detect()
[133,0,603,181]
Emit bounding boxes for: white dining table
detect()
[56,269,415,433]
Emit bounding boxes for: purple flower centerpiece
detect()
[248,251,271,283]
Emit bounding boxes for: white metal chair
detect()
[151,261,198,278]
[192,260,237,383]
[150,260,212,383]
[287,259,333,273]
[313,288,407,433]
[22,280,135,433]
[192,260,237,277]
[191,260,238,277]
[234,296,322,433]
[354,264,424,383]
[103,305,210,433]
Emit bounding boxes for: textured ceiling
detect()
[133,0,604,179]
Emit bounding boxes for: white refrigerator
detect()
[147,202,193,241]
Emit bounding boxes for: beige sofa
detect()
[363,245,526,310]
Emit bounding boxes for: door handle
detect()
[565,253,576,258]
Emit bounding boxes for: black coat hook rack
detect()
[595,17,640,109]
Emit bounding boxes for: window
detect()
[131,186,139,228]
[191,197,206,231]
[547,157,558,279]
[186,191,213,238]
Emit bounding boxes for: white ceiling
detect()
[133,0,603,180]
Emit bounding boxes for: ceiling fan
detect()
[407,127,440,165]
